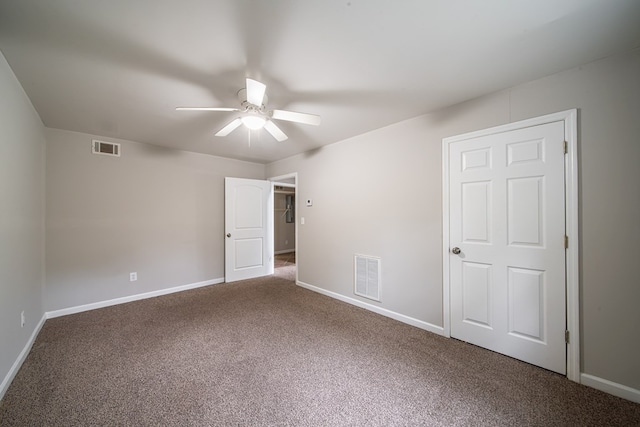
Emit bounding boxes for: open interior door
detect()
[225,177,274,282]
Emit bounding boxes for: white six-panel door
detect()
[225,177,273,283]
[448,120,567,374]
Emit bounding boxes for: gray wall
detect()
[274,192,295,253]
[0,53,45,393]
[46,128,265,311]
[267,48,640,391]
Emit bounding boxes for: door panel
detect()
[235,238,264,269]
[462,181,492,243]
[235,186,264,228]
[507,176,543,246]
[449,120,566,374]
[225,177,273,282]
[462,262,493,328]
[507,267,544,341]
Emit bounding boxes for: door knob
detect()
[226,233,231,238]
[451,247,461,254]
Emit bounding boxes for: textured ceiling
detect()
[1,0,640,163]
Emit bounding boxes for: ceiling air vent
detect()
[354,254,381,302]
[92,139,120,157]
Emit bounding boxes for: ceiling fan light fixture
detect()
[241,115,266,130]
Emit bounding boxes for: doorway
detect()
[270,173,298,282]
[442,110,579,381]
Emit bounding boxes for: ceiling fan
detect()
[176,78,321,142]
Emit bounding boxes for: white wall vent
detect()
[354,254,381,302]
[92,139,120,157]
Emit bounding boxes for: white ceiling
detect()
[1,1,639,164]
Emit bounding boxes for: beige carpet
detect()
[274,252,296,281]
[1,274,639,426]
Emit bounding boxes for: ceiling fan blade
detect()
[246,78,266,106]
[271,109,321,126]
[264,120,288,142]
[215,118,242,137]
[176,107,239,111]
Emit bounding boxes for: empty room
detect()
[1,1,639,425]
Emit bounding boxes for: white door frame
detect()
[269,172,298,284]
[442,109,580,382]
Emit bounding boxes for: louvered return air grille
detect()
[354,254,381,302]
[92,139,120,157]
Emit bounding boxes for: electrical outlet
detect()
[285,240,288,245]
[21,311,25,328]
[130,272,137,282]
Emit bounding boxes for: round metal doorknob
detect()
[226,233,231,238]
[451,247,461,254]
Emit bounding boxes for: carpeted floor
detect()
[1,272,639,426]
[274,252,296,281]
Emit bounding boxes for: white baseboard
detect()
[296,280,445,336]
[46,278,224,319]
[275,249,295,255]
[0,313,47,402]
[581,373,640,404]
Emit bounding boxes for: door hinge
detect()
[563,140,568,154]
[564,235,569,249]
[565,330,570,343]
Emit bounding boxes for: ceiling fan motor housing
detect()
[238,88,268,111]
